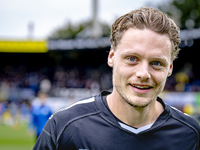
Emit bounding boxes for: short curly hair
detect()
[110,7,181,60]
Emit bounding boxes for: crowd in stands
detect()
[0,64,113,101]
[164,63,200,92]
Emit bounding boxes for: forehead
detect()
[116,28,172,59]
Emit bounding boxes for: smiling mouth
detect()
[129,84,153,90]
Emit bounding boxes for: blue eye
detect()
[129,57,136,62]
[152,61,161,66]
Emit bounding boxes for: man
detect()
[31,91,52,139]
[33,7,200,150]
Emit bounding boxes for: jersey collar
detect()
[94,91,171,135]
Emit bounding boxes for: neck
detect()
[107,92,164,128]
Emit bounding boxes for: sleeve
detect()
[32,116,57,150]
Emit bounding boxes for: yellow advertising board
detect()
[0,40,48,53]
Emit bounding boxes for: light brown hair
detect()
[110,7,181,60]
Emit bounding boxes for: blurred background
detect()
[0,0,200,149]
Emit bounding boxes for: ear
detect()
[168,61,173,77]
[108,46,115,67]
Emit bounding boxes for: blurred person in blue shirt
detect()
[30,91,52,139]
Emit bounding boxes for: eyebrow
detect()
[120,51,139,57]
[151,56,168,65]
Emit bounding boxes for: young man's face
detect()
[108,28,173,108]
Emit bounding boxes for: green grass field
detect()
[0,124,35,150]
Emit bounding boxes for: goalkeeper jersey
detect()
[33,91,200,150]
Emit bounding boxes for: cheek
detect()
[152,71,168,96]
[114,64,133,79]
[113,66,124,80]
[153,71,168,86]
[112,65,132,85]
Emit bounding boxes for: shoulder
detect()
[167,104,200,133]
[36,92,110,147]
[42,96,99,142]
[49,96,98,124]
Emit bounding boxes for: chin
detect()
[125,97,153,108]
[115,84,157,109]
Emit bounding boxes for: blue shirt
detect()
[32,103,52,137]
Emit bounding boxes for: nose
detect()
[136,62,151,81]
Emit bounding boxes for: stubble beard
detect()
[113,76,151,108]
[113,74,167,109]
[115,83,153,109]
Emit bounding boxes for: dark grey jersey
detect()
[33,91,200,150]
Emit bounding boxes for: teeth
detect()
[134,85,151,89]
